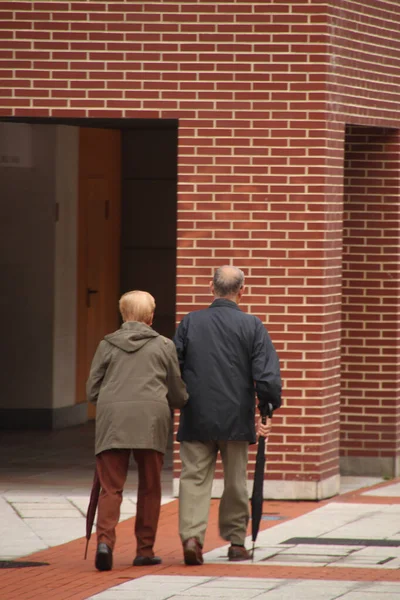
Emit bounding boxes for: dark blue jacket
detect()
[174,298,282,443]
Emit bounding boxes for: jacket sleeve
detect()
[251,319,282,415]
[173,317,187,374]
[165,341,188,409]
[86,340,112,404]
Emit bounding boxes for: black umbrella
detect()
[84,467,101,559]
[250,402,273,561]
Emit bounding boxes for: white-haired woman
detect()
[87,290,188,571]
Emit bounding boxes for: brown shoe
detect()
[133,555,162,566]
[183,537,203,565]
[228,545,251,561]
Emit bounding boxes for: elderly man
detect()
[174,266,282,565]
[87,290,188,571]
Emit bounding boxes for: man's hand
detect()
[257,416,272,439]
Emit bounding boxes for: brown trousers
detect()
[96,448,163,557]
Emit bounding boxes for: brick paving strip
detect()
[2,483,400,600]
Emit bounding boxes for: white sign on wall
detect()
[0,122,33,168]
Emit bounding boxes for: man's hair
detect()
[119,290,155,324]
[213,266,245,298]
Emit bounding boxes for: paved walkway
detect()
[1,424,400,599]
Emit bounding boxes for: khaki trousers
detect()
[96,448,163,557]
[179,440,249,547]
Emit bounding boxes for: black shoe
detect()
[95,542,113,571]
[133,555,162,566]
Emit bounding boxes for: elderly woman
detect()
[87,290,188,571]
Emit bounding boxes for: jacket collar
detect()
[210,298,241,311]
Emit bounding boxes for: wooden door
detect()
[76,128,121,417]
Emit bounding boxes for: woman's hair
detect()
[119,290,155,324]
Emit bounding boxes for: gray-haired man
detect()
[174,266,282,565]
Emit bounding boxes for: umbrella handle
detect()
[259,402,273,420]
[260,403,273,424]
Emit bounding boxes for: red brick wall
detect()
[326,0,400,475]
[341,125,400,468]
[0,1,399,492]
[327,0,400,125]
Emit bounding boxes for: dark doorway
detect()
[121,127,178,340]
[0,117,178,429]
[340,124,399,477]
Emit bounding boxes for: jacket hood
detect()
[105,321,159,353]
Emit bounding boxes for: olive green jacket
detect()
[87,321,188,455]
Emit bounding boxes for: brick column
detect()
[173,112,347,500]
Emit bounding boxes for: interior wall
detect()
[53,126,79,410]
[121,127,178,339]
[0,123,56,415]
[340,125,400,477]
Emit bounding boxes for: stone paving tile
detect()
[168,597,247,600]
[179,587,263,597]
[0,543,47,560]
[266,555,332,566]
[68,497,137,522]
[13,506,83,518]
[11,501,76,511]
[0,493,176,560]
[115,575,214,589]
[278,544,353,556]
[323,526,398,540]
[197,580,268,594]
[363,483,400,497]
[94,577,365,600]
[251,546,287,561]
[340,594,400,599]
[354,547,400,558]
[4,496,73,504]
[330,555,397,569]
[379,505,400,513]
[200,576,282,589]
[89,592,169,600]
[90,576,283,600]
[363,581,400,592]
[23,517,88,546]
[280,579,364,593]
[341,477,383,494]
[254,580,364,600]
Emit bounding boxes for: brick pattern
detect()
[328,0,400,125]
[0,1,399,488]
[341,125,400,461]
